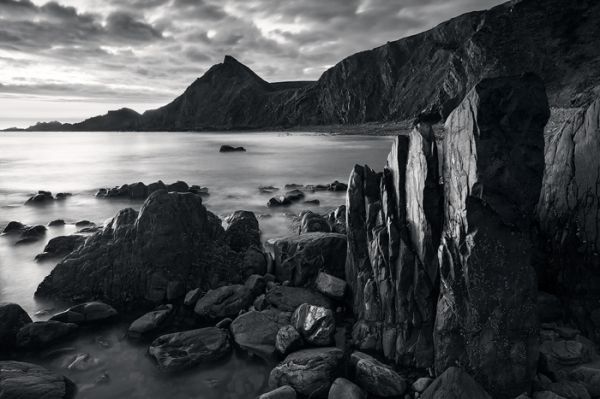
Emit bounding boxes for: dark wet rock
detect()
[329,378,366,399]
[299,211,331,234]
[147,180,167,195]
[241,246,269,278]
[353,352,406,397]
[254,294,267,311]
[74,220,93,228]
[314,272,346,300]
[284,189,304,202]
[547,381,590,399]
[35,235,85,261]
[268,196,292,208]
[16,321,77,349]
[268,347,343,397]
[25,190,54,204]
[184,288,202,307]
[421,367,492,399]
[533,392,567,399]
[167,180,189,192]
[327,181,347,192]
[285,184,303,190]
[55,193,71,200]
[215,317,232,329]
[539,340,588,380]
[3,221,26,234]
[245,274,266,296]
[267,232,346,286]
[149,327,231,371]
[569,365,600,397]
[189,185,209,196]
[291,303,335,346]
[265,286,332,312]
[96,180,197,200]
[0,303,33,351]
[412,377,434,392]
[36,191,246,309]
[225,210,261,252]
[303,199,320,206]
[220,145,246,152]
[128,304,173,339]
[230,309,290,359]
[16,225,47,244]
[128,182,148,199]
[325,205,346,234]
[194,284,254,320]
[276,325,304,355]
[259,385,297,399]
[48,219,65,227]
[49,302,117,325]
[0,361,75,399]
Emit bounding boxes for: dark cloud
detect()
[106,11,162,41]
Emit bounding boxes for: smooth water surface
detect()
[0,131,394,398]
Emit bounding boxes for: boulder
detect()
[3,221,26,233]
[194,284,254,320]
[220,145,246,152]
[241,246,269,278]
[184,288,202,307]
[326,205,346,234]
[128,182,148,199]
[299,211,331,234]
[328,181,348,192]
[266,286,332,312]
[36,191,245,308]
[224,210,261,252]
[230,309,290,359]
[547,381,590,399]
[539,340,588,380]
[25,190,54,204]
[269,347,344,397]
[291,303,335,346]
[276,325,304,355]
[245,274,266,296]
[127,304,173,339]
[284,190,305,202]
[49,302,117,325]
[148,327,231,371]
[569,364,600,397]
[166,180,189,192]
[412,377,434,392]
[0,361,75,399]
[259,385,297,399]
[267,233,347,286]
[314,272,346,300]
[354,353,406,397]
[0,303,33,351]
[421,367,492,399]
[533,392,568,399]
[267,196,292,208]
[328,378,366,399]
[35,235,85,261]
[48,219,65,227]
[16,321,77,349]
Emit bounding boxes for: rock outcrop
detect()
[0,303,33,351]
[35,191,252,309]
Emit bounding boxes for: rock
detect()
[267,232,346,286]
[48,219,65,227]
[314,272,346,300]
[55,193,71,200]
[547,381,590,399]
[421,367,492,399]
[49,302,117,325]
[35,235,85,261]
[215,318,232,329]
[268,347,344,397]
[0,361,75,398]
[230,309,290,359]
[254,294,267,311]
[128,182,147,199]
[184,288,202,306]
[74,220,93,227]
[259,385,297,399]
[20,225,47,239]
[266,286,332,312]
[569,364,600,397]
[166,180,189,192]
[328,378,366,399]
[16,321,77,349]
[276,325,304,355]
[65,353,101,371]
[539,340,588,380]
[127,304,173,339]
[326,205,346,234]
[299,211,331,234]
[284,190,305,202]
[26,190,54,204]
[148,327,231,371]
[36,191,246,308]
[285,184,303,190]
[241,246,269,278]
[3,221,26,233]
[304,199,320,206]
[268,196,292,208]
[225,210,261,252]
[194,284,254,320]
[291,303,335,346]
[245,274,266,296]
[0,303,33,351]
[220,145,246,152]
[412,377,434,392]
[354,353,406,397]
[533,392,568,399]
[328,181,347,192]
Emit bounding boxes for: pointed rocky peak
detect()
[195,54,270,89]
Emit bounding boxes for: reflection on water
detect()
[0,131,394,398]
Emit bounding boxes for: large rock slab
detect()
[148,327,231,371]
[269,347,343,398]
[267,233,347,286]
[35,191,245,309]
[434,74,548,398]
[265,286,332,312]
[421,367,492,399]
[0,361,75,399]
[0,303,32,351]
[230,309,290,359]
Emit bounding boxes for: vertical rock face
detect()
[434,74,548,398]
[346,126,442,368]
[537,99,600,300]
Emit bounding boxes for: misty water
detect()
[0,131,393,398]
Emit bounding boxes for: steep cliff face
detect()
[345,74,549,397]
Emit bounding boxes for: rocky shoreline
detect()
[1,74,600,399]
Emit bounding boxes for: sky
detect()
[0,0,505,129]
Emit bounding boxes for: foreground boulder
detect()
[291,303,335,346]
[269,347,343,397]
[0,361,75,399]
[421,367,492,399]
[149,327,231,371]
[267,233,346,286]
[265,286,332,312]
[329,378,366,399]
[194,284,254,320]
[16,321,77,349]
[36,191,246,308]
[298,211,331,234]
[230,309,290,359]
[0,303,33,351]
[353,352,407,397]
[49,302,117,325]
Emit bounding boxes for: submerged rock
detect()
[0,361,75,399]
[149,327,231,371]
[0,303,33,351]
[220,145,246,152]
[269,347,343,397]
[3,221,26,233]
[35,235,85,261]
[25,190,55,204]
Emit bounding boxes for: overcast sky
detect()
[0,0,505,128]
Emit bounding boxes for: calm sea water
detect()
[0,131,394,399]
